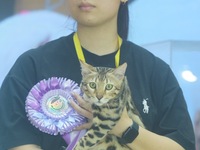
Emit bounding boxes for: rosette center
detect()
[41,89,72,119]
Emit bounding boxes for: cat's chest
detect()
[93,107,120,119]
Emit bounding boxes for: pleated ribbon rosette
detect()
[25,77,86,150]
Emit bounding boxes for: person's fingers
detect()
[69,98,93,120]
[72,92,92,112]
[109,107,132,136]
[74,122,93,131]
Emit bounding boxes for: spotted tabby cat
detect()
[74,61,145,150]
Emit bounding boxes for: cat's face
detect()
[80,61,127,106]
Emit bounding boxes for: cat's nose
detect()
[97,94,103,101]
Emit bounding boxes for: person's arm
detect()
[70,93,184,150]
[9,144,42,150]
[129,127,184,150]
[110,108,184,150]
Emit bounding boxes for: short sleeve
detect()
[0,53,42,149]
[151,58,195,150]
[0,50,67,150]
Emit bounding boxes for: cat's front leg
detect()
[74,123,109,150]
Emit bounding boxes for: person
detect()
[0,0,195,150]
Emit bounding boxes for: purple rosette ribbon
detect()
[25,77,86,150]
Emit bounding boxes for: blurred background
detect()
[0,0,200,148]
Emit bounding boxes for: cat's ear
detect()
[79,60,95,76]
[113,63,127,80]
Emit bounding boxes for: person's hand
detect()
[70,92,93,130]
[109,107,132,137]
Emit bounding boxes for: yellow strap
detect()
[73,33,86,63]
[73,32,122,67]
[115,36,122,67]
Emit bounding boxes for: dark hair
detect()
[118,1,134,40]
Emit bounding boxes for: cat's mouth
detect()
[94,99,109,107]
[94,102,103,106]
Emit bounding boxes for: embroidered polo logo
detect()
[142,98,149,114]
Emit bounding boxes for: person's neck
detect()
[76,23,119,56]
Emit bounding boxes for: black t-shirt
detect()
[0,33,195,150]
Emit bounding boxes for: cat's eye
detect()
[105,84,113,90]
[89,82,96,89]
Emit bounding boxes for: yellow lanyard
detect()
[73,32,122,67]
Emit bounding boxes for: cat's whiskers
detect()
[106,103,110,110]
